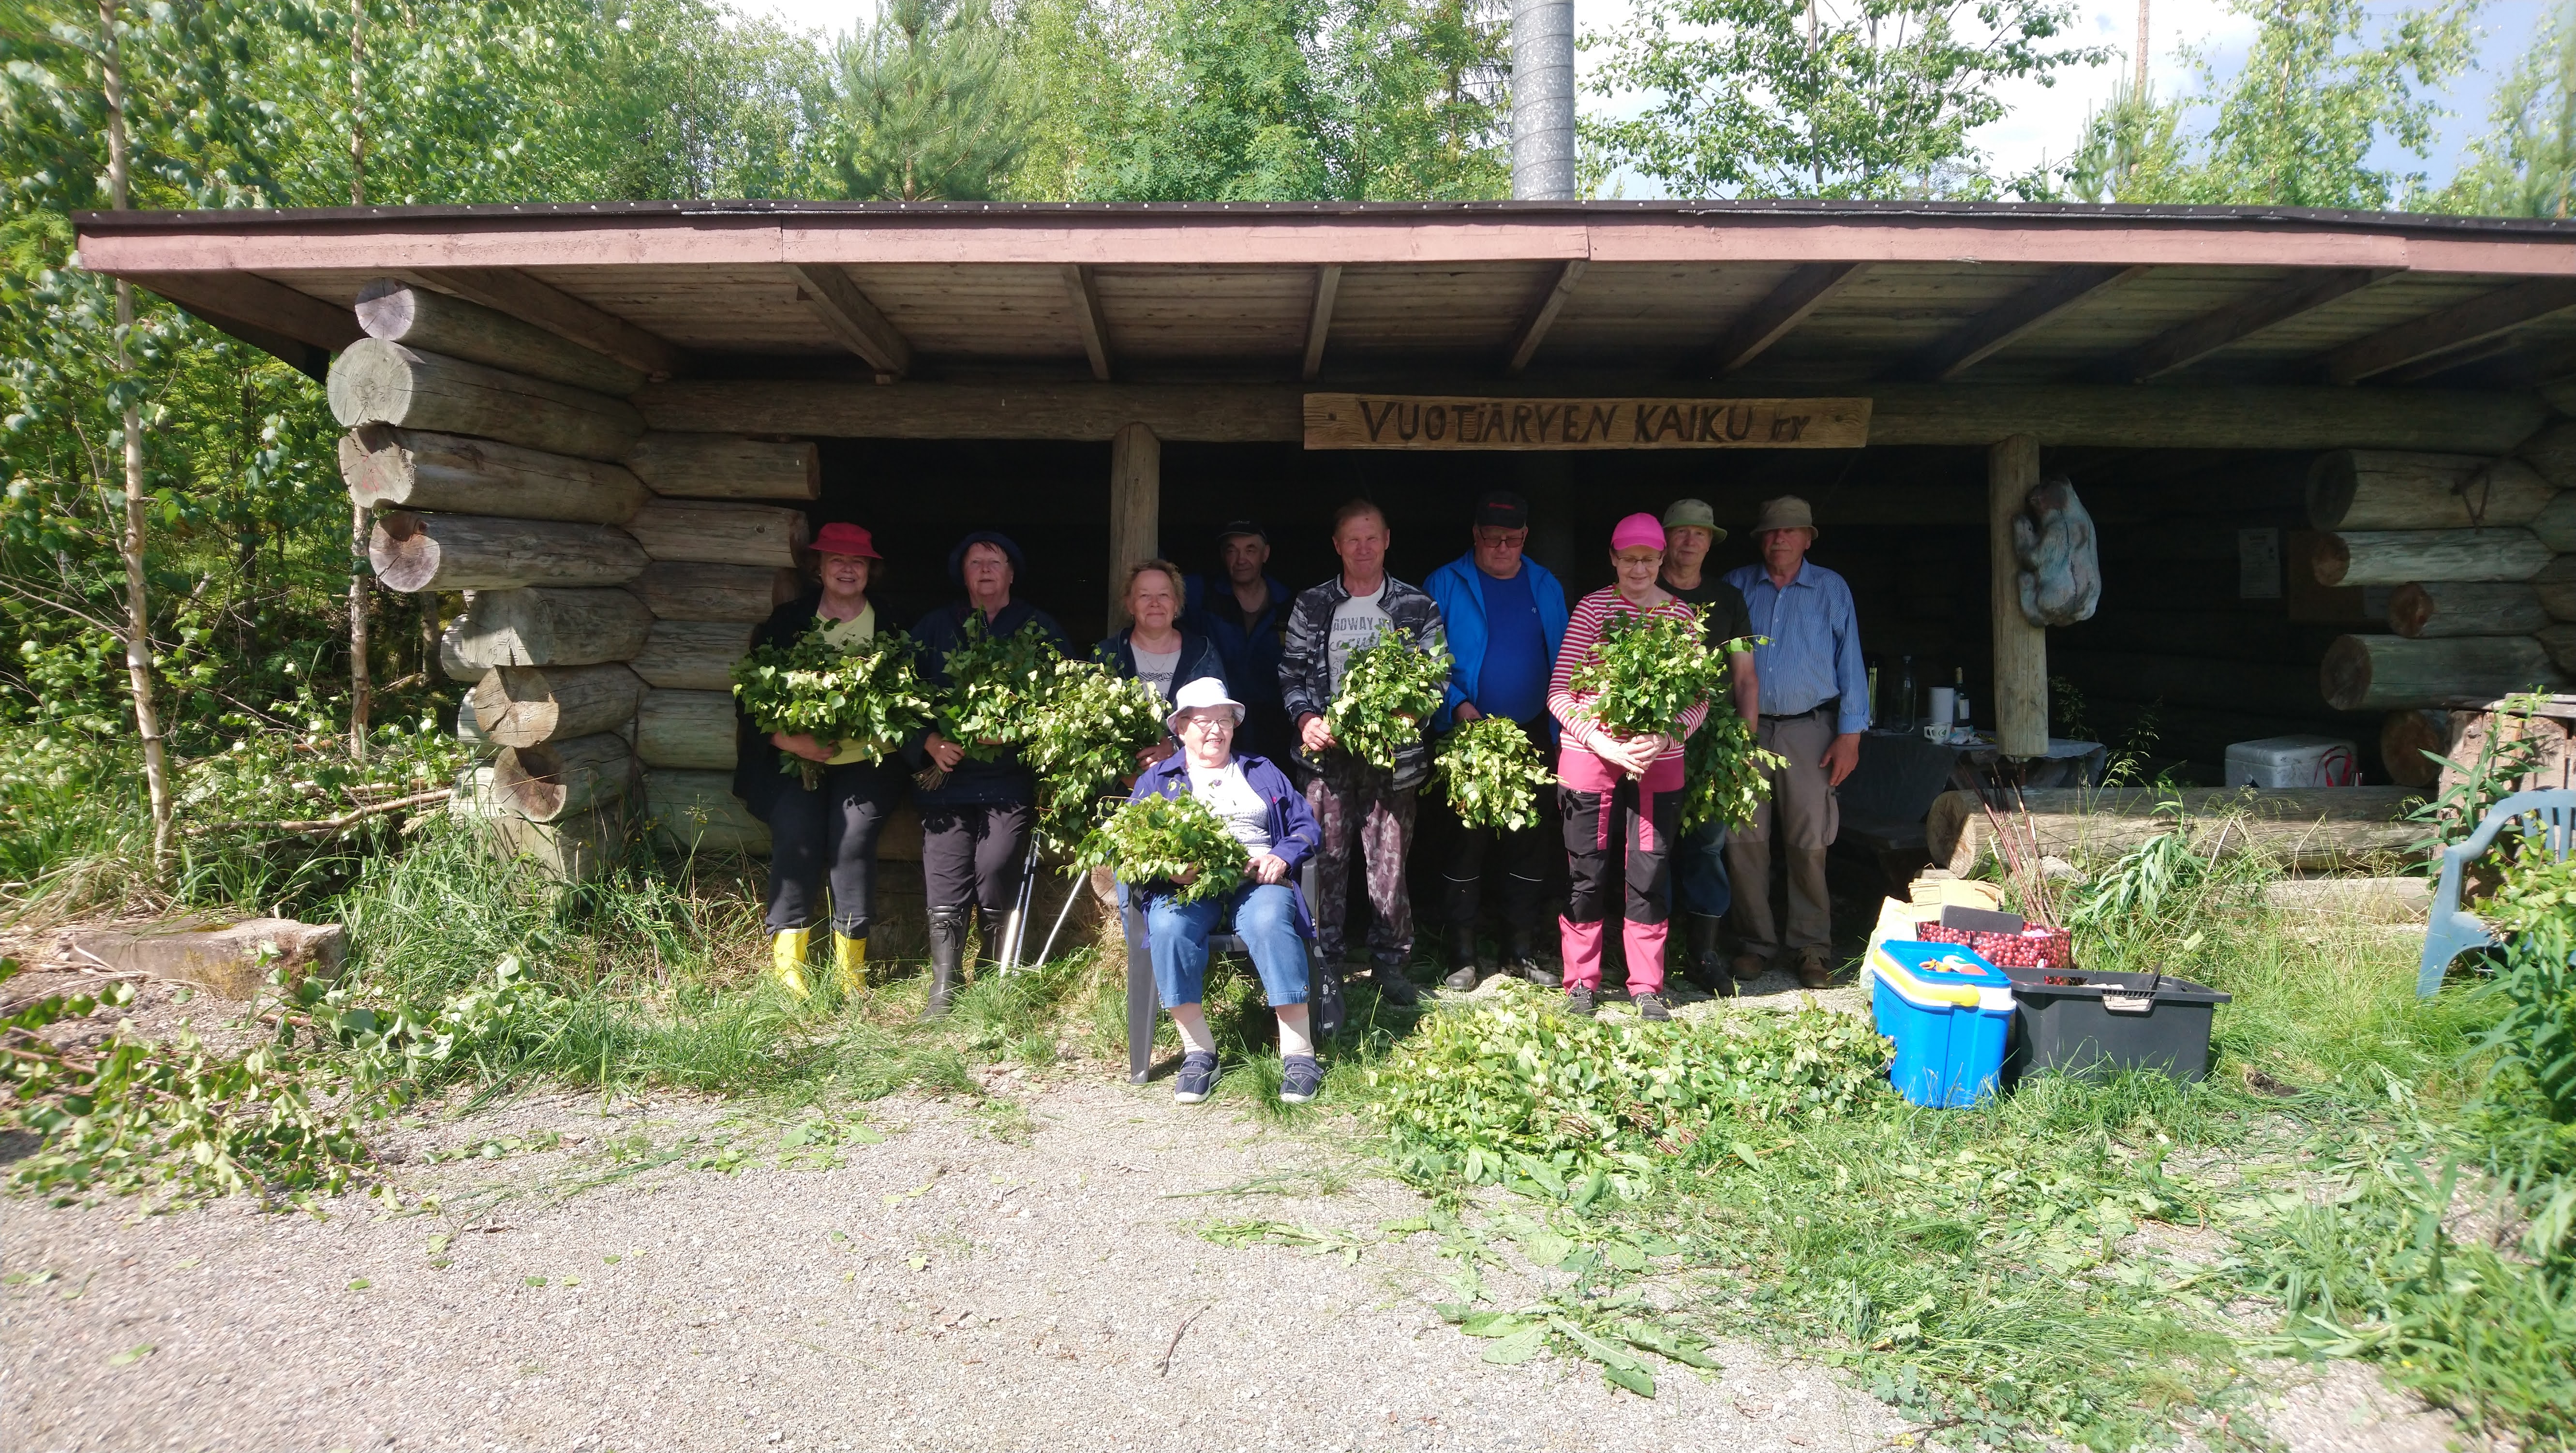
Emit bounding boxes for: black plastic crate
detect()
[1999,968,2231,1084]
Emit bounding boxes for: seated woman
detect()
[1123,678,1325,1105]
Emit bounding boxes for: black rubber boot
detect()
[1683,914,1731,996]
[1505,926,1551,986]
[1443,923,1480,991]
[923,908,967,1019]
[976,906,1010,974]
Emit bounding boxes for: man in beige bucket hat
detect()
[1721,495,1868,988]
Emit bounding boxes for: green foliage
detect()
[2437,0,2576,217]
[1679,706,1782,831]
[932,612,1060,760]
[2409,693,2555,864]
[730,622,934,784]
[1021,656,1168,854]
[1564,609,1723,739]
[1325,623,1448,771]
[2470,918,2576,1126]
[1586,0,2109,199]
[1434,714,1554,831]
[835,0,1027,201]
[1079,789,1246,904]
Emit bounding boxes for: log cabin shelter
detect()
[66,198,2576,890]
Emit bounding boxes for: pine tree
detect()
[834,0,1027,202]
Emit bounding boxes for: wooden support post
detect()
[1989,434,2047,757]
[1108,422,1160,628]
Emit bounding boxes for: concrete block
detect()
[71,917,346,999]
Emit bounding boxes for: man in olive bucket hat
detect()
[1721,496,1867,989]
[1656,498,1761,996]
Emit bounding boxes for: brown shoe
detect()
[1730,952,1768,982]
[1796,951,1833,989]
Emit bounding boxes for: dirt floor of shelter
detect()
[0,950,2490,1453]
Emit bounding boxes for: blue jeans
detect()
[1672,818,1731,918]
[1147,882,1310,1008]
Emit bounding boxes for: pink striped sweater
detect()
[1548,587,1710,769]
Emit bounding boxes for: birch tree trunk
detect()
[345,0,369,756]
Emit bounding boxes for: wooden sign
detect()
[1304,393,1870,450]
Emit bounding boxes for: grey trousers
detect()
[1725,707,1840,959]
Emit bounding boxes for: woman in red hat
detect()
[732,520,896,998]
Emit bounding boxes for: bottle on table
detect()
[1894,655,1917,733]
[1952,667,1971,741]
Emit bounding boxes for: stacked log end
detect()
[2310,445,2576,729]
[336,279,821,873]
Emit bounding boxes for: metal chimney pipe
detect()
[1511,0,1574,200]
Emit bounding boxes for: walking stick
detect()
[998,834,1041,972]
[1034,866,1085,967]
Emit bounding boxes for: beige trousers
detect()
[1724,708,1839,959]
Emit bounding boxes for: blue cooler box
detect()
[1869,941,2016,1108]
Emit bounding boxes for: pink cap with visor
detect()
[1609,513,1666,553]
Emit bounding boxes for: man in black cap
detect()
[1183,520,1293,765]
[1424,490,1570,988]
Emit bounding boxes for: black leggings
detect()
[1561,778,1679,926]
[921,801,1035,914]
[760,762,895,935]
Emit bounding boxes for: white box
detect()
[2224,734,2361,788]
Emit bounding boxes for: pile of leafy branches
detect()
[1680,709,1782,830]
[731,623,934,787]
[1371,985,1892,1188]
[1022,658,1167,854]
[1078,791,1246,905]
[1435,715,1555,830]
[1325,625,1450,771]
[934,614,1062,760]
[1564,609,1725,739]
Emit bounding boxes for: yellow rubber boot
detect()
[769,928,813,999]
[832,933,868,994]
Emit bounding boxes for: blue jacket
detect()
[1094,627,1228,698]
[1123,752,1321,940]
[1182,574,1289,708]
[903,597,1070,806]
[1422,552,1570,734]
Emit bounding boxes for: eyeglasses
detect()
[1177,715,1235,732]
[1474,529,1528,547]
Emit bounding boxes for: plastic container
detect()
[2223,734,2359,788]
[1868,941,2015,1108]
[1999,967,2232,1083]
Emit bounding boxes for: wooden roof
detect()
[71,199,2576,394]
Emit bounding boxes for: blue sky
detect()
[753,0,2553,200]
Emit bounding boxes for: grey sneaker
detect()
[1564,984,1596,1017]
[1173,1051,1219,1104]
[1279,1055,1324,1103]
[1442,965,1480,992]
[1634,992,1672,1022]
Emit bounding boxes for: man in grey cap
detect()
[1658,499,1760,995]
[1721,496,1866,989]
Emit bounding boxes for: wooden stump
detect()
[2310,528,2551,587]
[492,732,640,823]
[623,500,811,568]
[327,340,643,461]
[632,620,756,691]
[370,511,646,593]
[636,689,738,770]
[452,587,653,668]
[2385,581,2549,638]
[623,433,820,500]
[626,561,804,622]
[2306,450,2555,530]
[2379,709,2453,787]
[2321,633,2569,711]
[340,425,647,523]
[355,279,648,397]
[472,664,645,749]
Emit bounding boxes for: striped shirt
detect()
[1547,588,1710,767]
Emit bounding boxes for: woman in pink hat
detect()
[1543,513,1712,1021]
[732,520,897,999]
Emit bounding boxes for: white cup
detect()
[1927,686,1955,730]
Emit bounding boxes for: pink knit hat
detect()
[1609,513,1666,552]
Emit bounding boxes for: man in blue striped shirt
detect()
[1721,496,1869,988]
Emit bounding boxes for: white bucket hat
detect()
[1164,676,1246,735]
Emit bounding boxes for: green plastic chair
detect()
[2419,788,2576,996]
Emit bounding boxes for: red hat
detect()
[812,521,880,559]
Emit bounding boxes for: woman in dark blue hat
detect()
[902,531,1068,1015]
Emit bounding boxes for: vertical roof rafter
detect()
[1898,264,2152,383]
[1063,264,1113,381]
[1301,263,1341,383]
[785,262,913,381]
[2322,277,2576,385]
[2106,267,2398,383]
[1682,262,1868,378]
[1505,259,1588,375]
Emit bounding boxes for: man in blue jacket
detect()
[1423,490,1569,990]
[1183,521,1292,765]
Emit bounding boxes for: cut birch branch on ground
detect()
[2309,528,2551,587]
[636,688,739,770]
[622,433,819,500]
[623,500,811,567]
[451,587,653,667]
[2305,449,2555,530]
[1927,786,2421,877]
[370,511,646,593]
[644,769,770,855]
[493,732,640,823]
[625,562,803,622]
[327,339,644,460]
[2386,581,2550,638]
[631,620,756,690]
[472,664,645,749]
[339,424,647,523]
[354,279,647,397]
[2321,633,2570,711]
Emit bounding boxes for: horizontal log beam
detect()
[404,266,685,381]
[633,379,2544,452]
[2324,278,2576,386]
[125,269,365,352]
[357,279,645,396]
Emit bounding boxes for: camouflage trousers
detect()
[1302,753,1417,967]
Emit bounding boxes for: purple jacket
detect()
[1124,752,1322,940]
